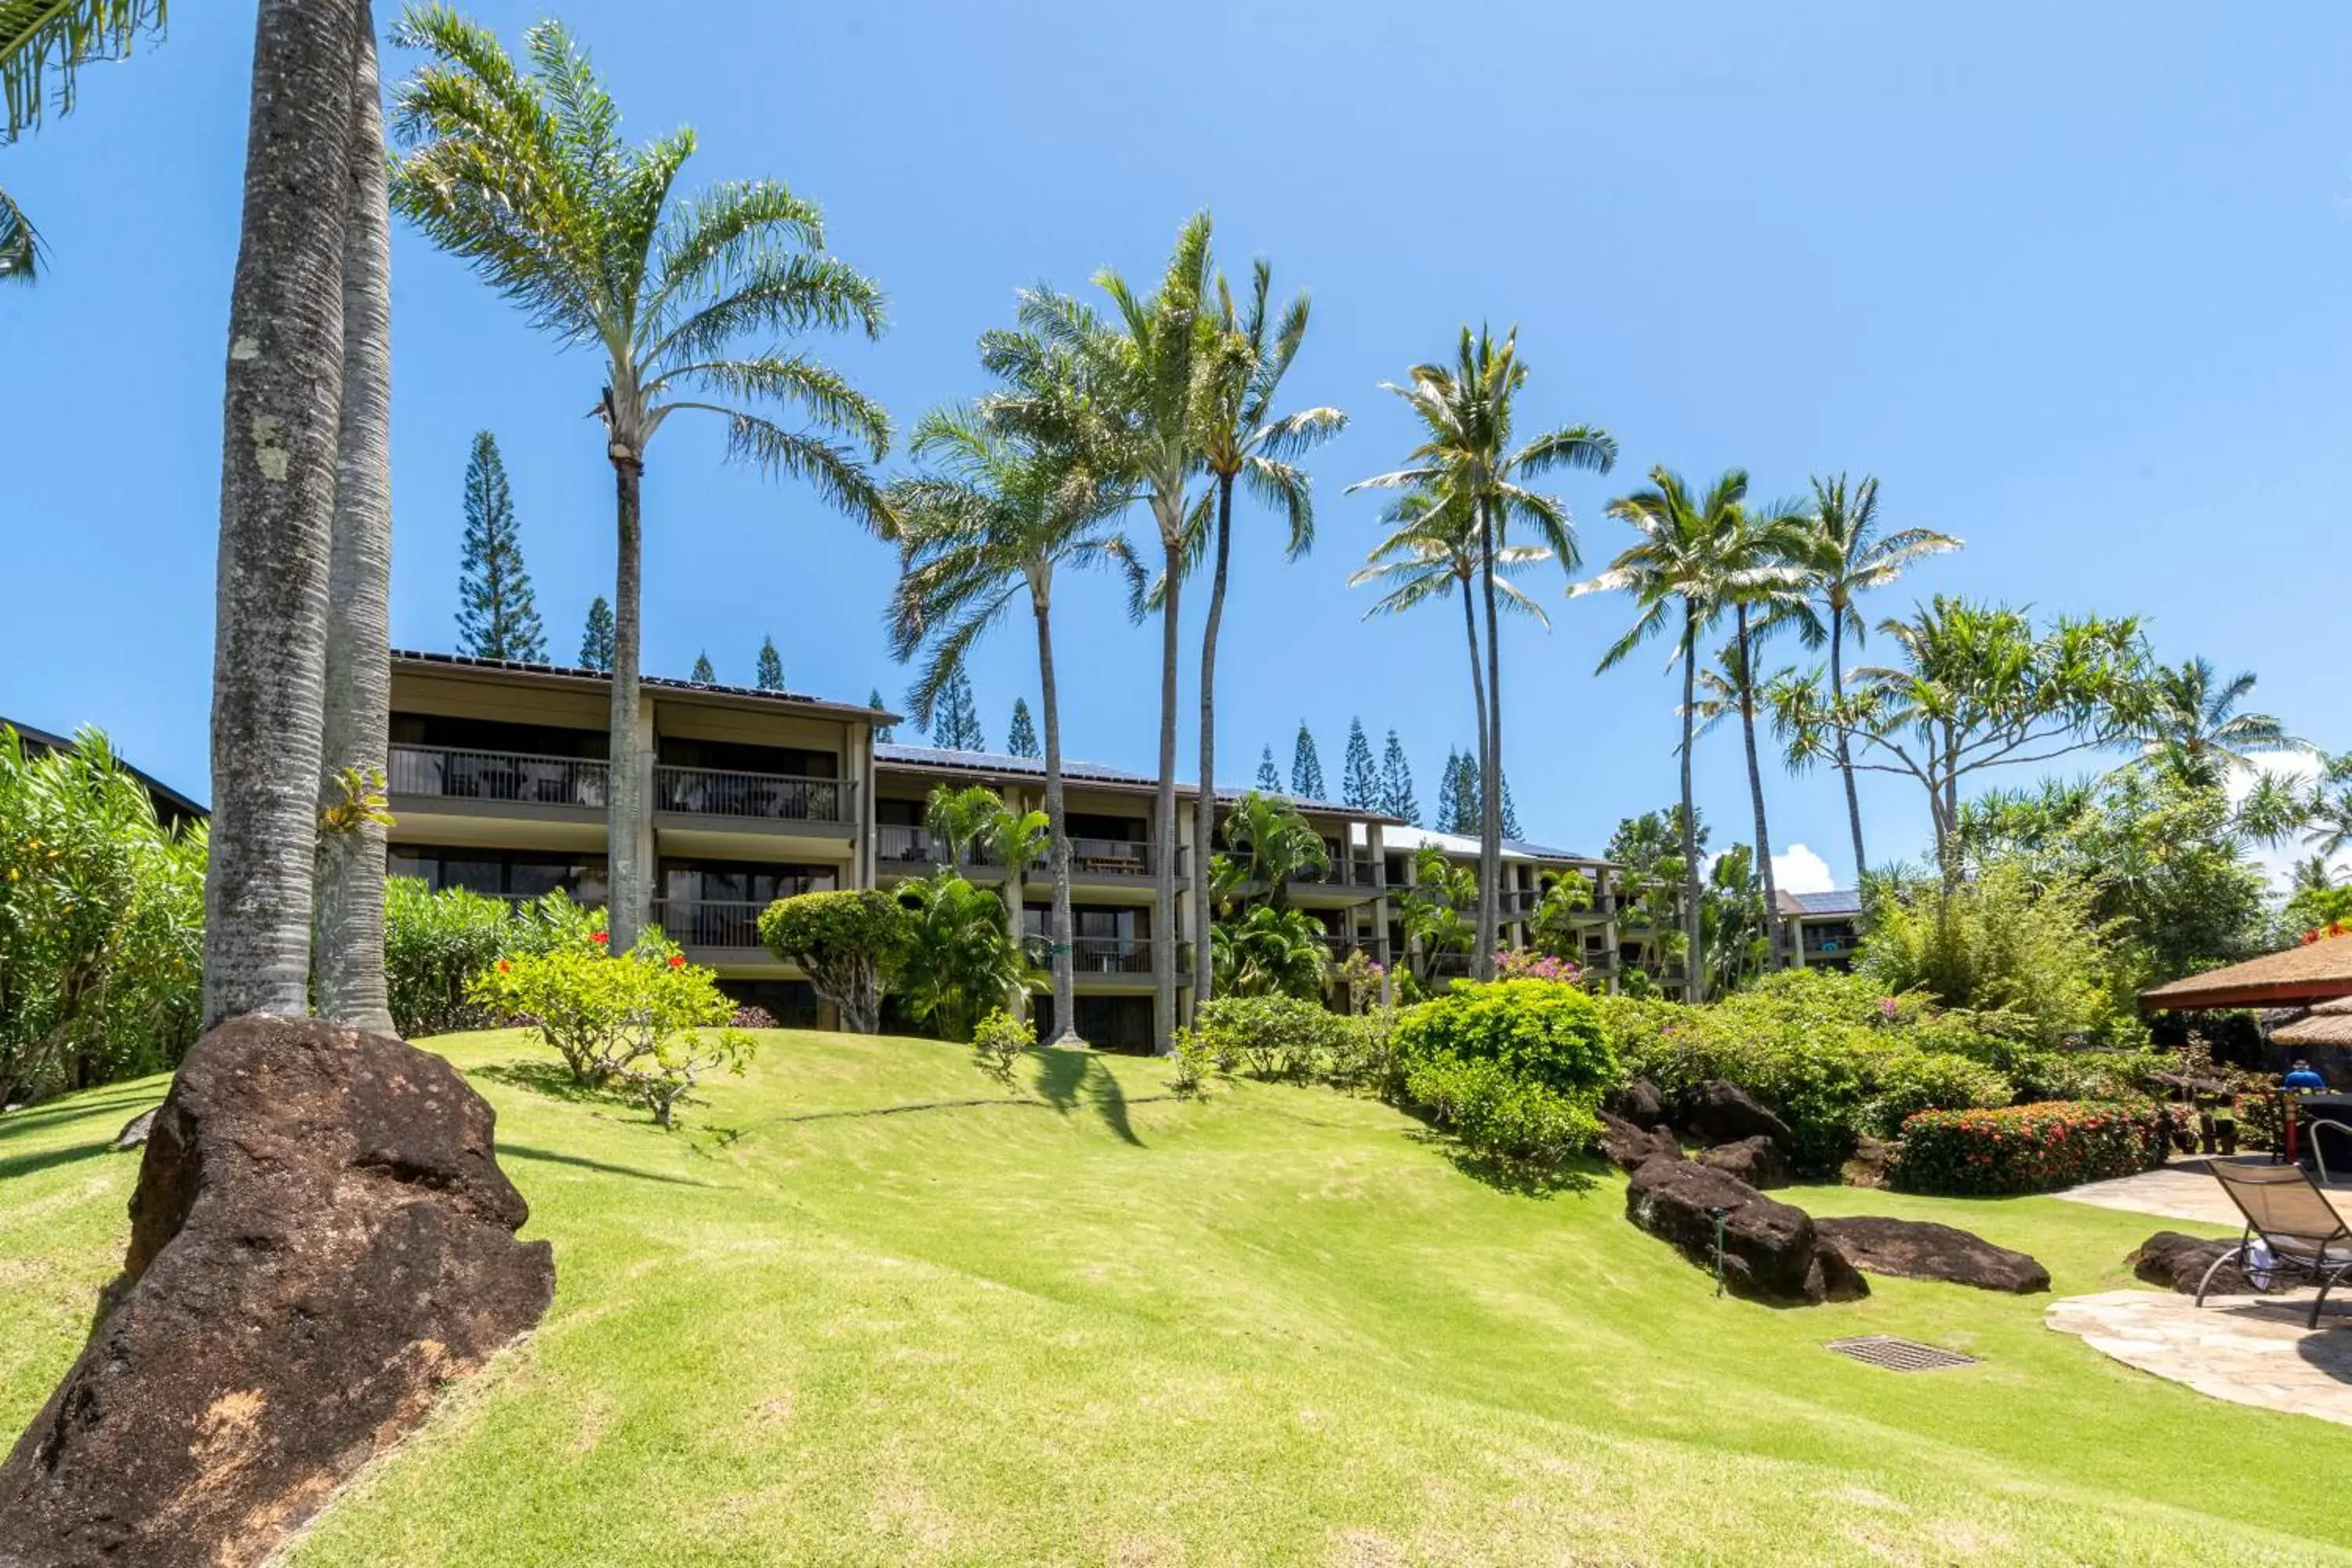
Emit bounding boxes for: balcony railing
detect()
[1290,858,1380,888]
[1066,837,1164,877]
[1316,931,1389,961]
[1024,935,1185,975]
[652,899,771,949]
[388,743,608,808]
[880,828,1179,878]
[655,764,850,824]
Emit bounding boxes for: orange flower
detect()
[590,930,609,946]
[667,953,686,970]
[495,959,510,972]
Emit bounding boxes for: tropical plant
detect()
[1396,844,1477,984]
[1208,904,1329,1000]
[455,430,546,662]
[2126,657,2303,786]
[1220,789,1329,907]
[1186,260,1343,1011]
[1782,474,1960,876]
[893,870,1032,1042]
[0,0,170,283]
[390,9,890,949]
[1771,596,2147,885]
[885,364,1134,1043]
[1379,729,1419,825]
[1354,328,1614,978]
[1178,993,1354,1080]
[971,1006,1033,1078]
[758,889,906,1034]
[1525,869,1595,961]
[383,878,599,1036]
[1575,467,1769,999]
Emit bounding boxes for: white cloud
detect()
[1773,842,1835,895]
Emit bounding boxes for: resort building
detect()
[380,649,1626,1044]
[1773,888,1865,971]
[4,717,209,829]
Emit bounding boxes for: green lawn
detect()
[4,1029,2345,1566]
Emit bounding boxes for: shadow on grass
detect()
[496,1144,719,1188]
[1401,1127,1602,1199]
[1029,1047,1142,1148]
[469,1060,633,1110]
[0,1087,163,1139]
[0,1138,121,1185]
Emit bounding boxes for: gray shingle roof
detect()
[390,648,899,723]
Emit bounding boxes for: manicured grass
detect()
[4,1030,2346,1566]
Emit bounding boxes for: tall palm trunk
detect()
[1828,610,1866,880]
[203,0,366,1026]
[1456,576,1488,827]
[1193,476,1236,1014]
[1734,605,1779,976]
[1474,497,1503,980]
[1152,499,1184,1051]
[1678,604,1704,1002]
[607,445,647,949]
[315,2,395,1033]
[1029,569,1080,1045]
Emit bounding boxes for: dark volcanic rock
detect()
[1697,1134,1790,1190]
[2129,1230,2252,1295]
[1817,1215,2051,1294]
[1605,1076,1672,1131]
[1624,1158,1867,1305]
[0,1014,555,1568]
[1681,1080,1794,1149]
[112,1105,159,1151]
[1599,1109,1682,1173]
[1839,1135,1892,1189]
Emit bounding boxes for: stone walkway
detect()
[2054,1155,2352,1228]
[2048,1289,2352,1425]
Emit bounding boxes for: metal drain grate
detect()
[1824,1335,1978,1372]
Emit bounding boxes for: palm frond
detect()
[0,182,37,281]
[1,0,165,140]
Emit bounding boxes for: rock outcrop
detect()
[1680,1080,1794,1149]
[1598,1109,1682,1174]
[1605,1076,1672,1131]
[0,1014,555,1568]
[1624,1158,1866,1305]
[1817,1215,2051,1294]
[2128,1230,2253,1296]
[1697,1134,1789,1190]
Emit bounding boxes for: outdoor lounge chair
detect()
[2197,1161,2352,1328]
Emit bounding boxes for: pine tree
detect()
[1006,698,1040,757]
[1341,717,1380,810]
[1381,730,1420,825]
[1255,746,1283,793]
[454,430,546,662]
[869,688,895,744]
[1501,773,1523,840]
[691,651,716,684]
[929,669,985,751]
[1452,748,1483,837]
[579,597,615,673]
[1290,722,1326,800]
[1436,750,1462,832]
[755,635,784,691]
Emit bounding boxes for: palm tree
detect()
[887,372,1134,1045]
[1219,790,1331,909]
[388,11,891,949]
[2130,657,2303,785]
[1210,905,1329,1001]
[1,0,169,283]
[1574,468,1766,1001]
[1784,474,1959,878]
[894,872,1032,1044]
[1352,327,1613,978]
[1713,499,1808,956]
[1188,260,1345,1011]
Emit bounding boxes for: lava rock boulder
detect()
[2129,1230,2253,1296]
[1604,1076,1672,1131]
[1599,1109,1682,1174]
[0,1014,556,1568]
[1697,1134,1790,1190]
[1624,1158,1866,1305]
[1680,1080,1794,1149]
[1817,1215,2051,1294]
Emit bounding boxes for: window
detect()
[659,736,837,779]
[387,846,607,903]
[660,859,838,905]
[1065,811,1145,844]
[389,712,607,759]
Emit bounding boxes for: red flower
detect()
[667,953,686,970]
[590,931,609,946]
[495,959,510,973]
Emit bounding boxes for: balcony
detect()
[655,764,851,825]
[388,743,608,808]
[880,828,1180,880]
[1067,837,1173,878]
[1024,935,1186,975]
[1288,858,1380,890]
[652,898,773,950]
[1316,931,1389,962]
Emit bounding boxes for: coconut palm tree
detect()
[1574,468,1769,1001]
[1783,474,1959,879]
[2129,657,2303,786]
[1351,328,1613,978]
[388,10,890,949]
[1711,499,1809,956]
[887,375,1134,1045]
[1187,260,1345,1011]
[1,0,170,283]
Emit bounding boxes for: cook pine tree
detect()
[1255,746,1283,793]
[755,635,783,691]
[690,651,716,684]
[453,430,546,662]
[1290,722,1325,800]
[1380,729,1419,824]
[1341,717,1380,809]
[1006,698,1040,757]
[579,597,615,672]
[928,668,985,751]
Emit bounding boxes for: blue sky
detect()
[5,2,2348,887]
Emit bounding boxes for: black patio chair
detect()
[2197,1161,2352,1329]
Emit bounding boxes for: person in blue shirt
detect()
[2283,1060,2328,1091]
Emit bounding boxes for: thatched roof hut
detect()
[2137,938,2352,1014]
[2269,996,2352,1050]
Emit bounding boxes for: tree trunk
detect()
[1475,497,1503,981]
[1737,605,1779,977]
[1829,610,1867,881]
[202,0,365,1026]
[1031,572,1080,1046]
[1456,572,1489,855]
[1152,509,1182,1052]
[1679,605,1704,1003]
[607,448,647,950]
[314,2,394,1033]
[1194,474,1236,1015]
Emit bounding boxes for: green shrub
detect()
[759,889,906,1034]
[892,873,1029,1043]
[972,1007,1033,1078]
[1391,979,1617,1167]
[383,879,601,1037]
[1403,1055,1601,1167]
[1179,994,1356,1081]
[469,931,737,1086]
[1888,1101,2168,1196]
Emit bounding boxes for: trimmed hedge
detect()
[1887,1101,2168,1196]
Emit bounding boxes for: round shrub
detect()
[1392,978,1617,1102]
[758,889,906,1034]
[1887,1101,2168,1196]
[1180,994,1358,1081]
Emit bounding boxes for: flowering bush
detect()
[1392,980,1617,1167]
[1887,1101,2168,1196]
[728,1004,781,1030]
[2301,919,2352,946]
[1494,949,1582,983]
[384,880,604,1036]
